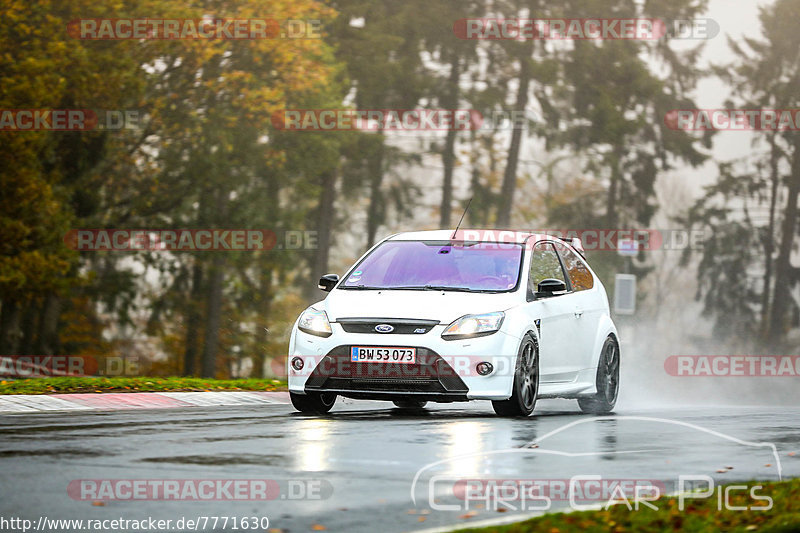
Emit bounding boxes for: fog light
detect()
[476,362,493,376]
[291,357,305,371]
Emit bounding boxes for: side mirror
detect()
[318,274,339,292]
[535,278,567,298]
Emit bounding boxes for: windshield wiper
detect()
[392,285,475,292]
[339,285,386,290]
[342,284,503,293]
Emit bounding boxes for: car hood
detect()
[319,289,521,324]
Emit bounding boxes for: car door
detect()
[525,241,582,383]
[553,241,602,371]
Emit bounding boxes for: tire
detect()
[290,391,337,414]
[392,400,428,409]
[578,336,620,414]
[492,334,539,417]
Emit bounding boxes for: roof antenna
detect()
[451,197,472,240]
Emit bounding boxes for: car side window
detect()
[554,242,594,291]
[528,242,567,296]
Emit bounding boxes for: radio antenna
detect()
[451,198,473,240]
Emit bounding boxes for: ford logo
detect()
[375,324,394,333]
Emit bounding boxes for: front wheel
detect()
[492,334,539,417]
[578,336,620,414]
[290,391,336,414]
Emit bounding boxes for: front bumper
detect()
[288,323,522,401]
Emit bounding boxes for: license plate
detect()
[350,346,416,364]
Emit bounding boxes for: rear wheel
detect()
[578,336,620,414]
[492,334,539,417]
[290,391,337,414]
[392,400,428,410]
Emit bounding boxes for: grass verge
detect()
[455,477,800,533]
[0,376,287,395]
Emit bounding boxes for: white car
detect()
[288,230,620,416]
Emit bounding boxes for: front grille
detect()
[305,346,468,394]
[337,318,439,335]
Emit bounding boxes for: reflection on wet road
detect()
[1,399,798,532]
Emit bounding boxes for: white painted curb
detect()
[0,391,289,414]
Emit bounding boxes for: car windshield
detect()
[340,240,523,292]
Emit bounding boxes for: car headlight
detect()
[298,308,332,337]
[442,312,504,340]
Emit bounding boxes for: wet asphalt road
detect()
[1,398,799,533]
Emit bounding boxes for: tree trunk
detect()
[307,168,336,300]
[34,294,61,356]
[606,144,624,228]
[201,254,224,378]
[768,135,800,342]
[366,131,385,249]
[200,185,227,379]
[0,298,21,355]
[183,261,204,376]
[468,129,484,226]
[18,298,39,355]
[440,55,461,228]
[252,286,273,379]
[760,133,780,338]
[497,51,531,228]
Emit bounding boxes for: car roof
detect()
[386,229,554,245]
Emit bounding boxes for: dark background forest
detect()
[2,0,799,378]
